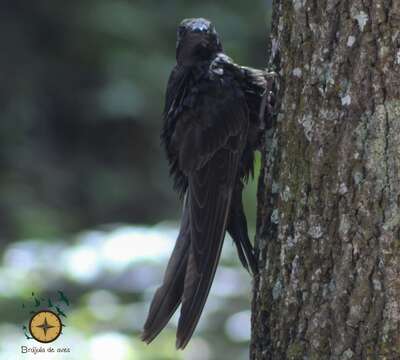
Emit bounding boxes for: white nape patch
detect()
[212,67,224,75]
[216,53,231,63]
[347,36,356,47]
[191,19,209,31]
[292,67,302,78]
[353,11,368,32]
[396,49,400,65]
[341,94,351,106]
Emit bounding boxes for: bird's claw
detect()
[259,71,279,131]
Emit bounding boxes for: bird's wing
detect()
[141,198,191,343]
[142,66,248,349]
[161,66,191,196]
[142,67,193,343]
[175,78,248,349]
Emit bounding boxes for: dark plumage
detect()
[142,18,275,349]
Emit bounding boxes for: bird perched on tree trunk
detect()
[142,18,275,350]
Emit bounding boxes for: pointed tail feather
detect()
[175,151,237,349]
[175,197,230,349]
[141,204,190,343]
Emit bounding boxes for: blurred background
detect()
[0,0,271,359]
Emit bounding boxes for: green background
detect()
[0,1,271,359]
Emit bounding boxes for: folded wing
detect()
[143,72,249,349]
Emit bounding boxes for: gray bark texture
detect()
[251,1,400,359]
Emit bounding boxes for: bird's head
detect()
[176,18,222,66]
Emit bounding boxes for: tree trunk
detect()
[251,1,400,359]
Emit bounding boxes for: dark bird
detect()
[142,18,275,349]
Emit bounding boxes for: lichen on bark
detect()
[251,1,400,359]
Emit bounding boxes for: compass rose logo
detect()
[22,291,70,343]
[29,310,62,343]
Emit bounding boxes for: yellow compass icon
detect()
[29,310,62,343]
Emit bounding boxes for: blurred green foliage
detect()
[1,226,258,359]
[0,0,271,242]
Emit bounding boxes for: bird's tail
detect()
[175,153,237,349]
[141,201,191,344]
[142,150,239,349]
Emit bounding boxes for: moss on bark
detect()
[251,1,400,359]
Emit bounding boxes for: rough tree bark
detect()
[251,1,400,359]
